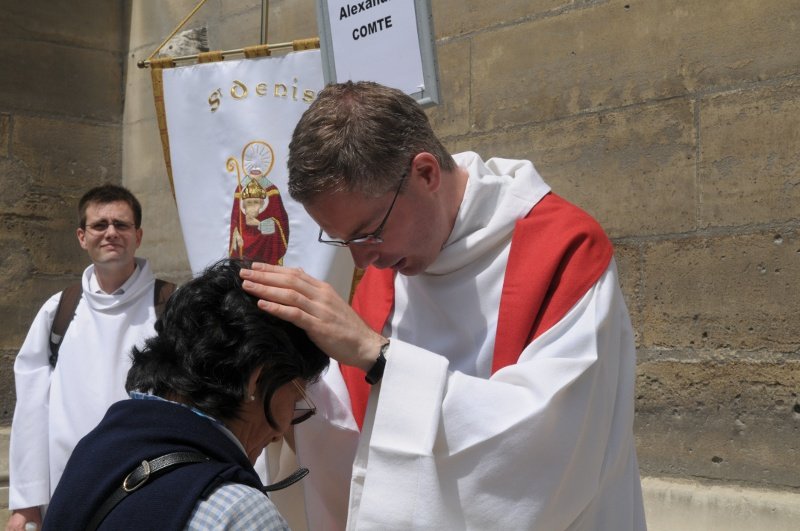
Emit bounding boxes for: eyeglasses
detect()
[84,220,136,233]
[317,165,410,247]
[290,380,316,425]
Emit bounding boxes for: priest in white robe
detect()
[241,81,646,530]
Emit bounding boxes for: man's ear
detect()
[76,227,88,250]
[411,152,441,193]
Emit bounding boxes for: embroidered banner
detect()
[159,50,350,287]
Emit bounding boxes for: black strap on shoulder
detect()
[86,451,209,531]
[49,283,82,368]
[48,278,176,368]
[86,450,308,530]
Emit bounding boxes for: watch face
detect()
[243,141,274,178]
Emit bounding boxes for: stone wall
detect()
[0,0,127,423]
[428,0,800,492]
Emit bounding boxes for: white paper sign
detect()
[317,0,439,104]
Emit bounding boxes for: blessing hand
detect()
[240,263,385,372]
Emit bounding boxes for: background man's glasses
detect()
[84,220,135,233]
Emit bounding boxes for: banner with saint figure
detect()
[155,49,352,291]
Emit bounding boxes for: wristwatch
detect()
[365,340,390,385]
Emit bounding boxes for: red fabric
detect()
[341,267,395,428]
[341,193,614,428]
[492,193,613,372]
[229,184,290,265]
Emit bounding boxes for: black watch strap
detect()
[365,340,390,385]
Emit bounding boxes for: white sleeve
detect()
[350,264,643,530]
[291,360,360,531]
[9,293,61,510]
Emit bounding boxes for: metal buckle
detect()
[123,460,151,492]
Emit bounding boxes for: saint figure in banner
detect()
[227,141,289,264]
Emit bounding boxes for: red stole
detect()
[342,193,614,428]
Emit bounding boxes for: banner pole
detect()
[260,0,270,45]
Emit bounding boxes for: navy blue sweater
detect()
[44,398,264,530]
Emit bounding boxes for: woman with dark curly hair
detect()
[43,260,329,530]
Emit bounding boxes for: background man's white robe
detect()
[9,258,159,510]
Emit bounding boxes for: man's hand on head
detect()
[240,263,385,373]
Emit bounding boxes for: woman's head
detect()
[126,259,329,435]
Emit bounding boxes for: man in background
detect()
[6,184,173,531]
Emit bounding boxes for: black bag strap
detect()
[48,278,177,368]
[49,283,82,368]
[86,451,209,531]
[86,449,309,530]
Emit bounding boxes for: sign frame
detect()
[315,0,440,107]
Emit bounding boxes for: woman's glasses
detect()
[290,380,316,425]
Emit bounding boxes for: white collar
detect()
[425,152,551,275]
[89,261,141,294]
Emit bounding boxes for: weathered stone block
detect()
[432,0,569,38]
[0,273,81,350]
[12,116,121,194]
[247,0,318,45]
[0,242,35,298]
[0,114,9,158]
[122,120,191,278]
[210,9,262,52]
[122,118,172,194]
[455,98,696,237]
[636,360,800,488]
[642,230,800,352]
[1,214,88,277]
[0,350,16,424]
[0,158,35,212]
[614,242,642,345]
[699,81,800,228]
[130,189,191,281]
[124,56,160,125]
[470,0,800,129]
[0,1,124,51]
[0,37,123,122]
[427,39,471,139]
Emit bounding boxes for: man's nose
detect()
[349,245,379,269]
